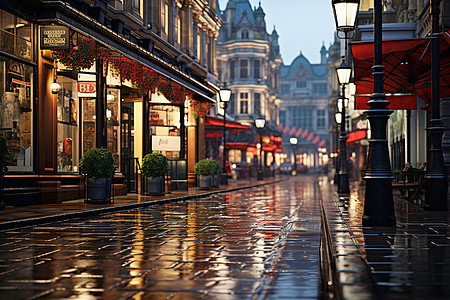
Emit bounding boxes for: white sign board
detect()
[152,136,181,151]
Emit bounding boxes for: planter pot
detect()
[198,175,211,189]
[211,174,220,187]
[146,176,165,195]
[87,178,111,203]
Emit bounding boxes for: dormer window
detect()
[241,30,249,39]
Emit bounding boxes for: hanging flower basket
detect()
[157,79,191,106]
[190,98,213,118]
[110,56,160,93]
[53,36,106,72]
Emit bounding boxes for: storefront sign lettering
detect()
[40,26,69,50]
[152,136,180,151]
[78,82,96,97]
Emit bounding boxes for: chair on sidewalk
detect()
[392,163,426,206]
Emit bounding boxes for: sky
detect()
[218,0,336,65]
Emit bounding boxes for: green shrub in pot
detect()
[142,153,169,178]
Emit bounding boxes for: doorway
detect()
[121,102,135,192]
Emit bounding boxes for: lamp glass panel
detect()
[255,118,265,128]
[335,112,342,124]
[219,89,231,102]
[334,2,359,30]
[290,137,298,145]
[337,99,343,112]
[336,67,351,84]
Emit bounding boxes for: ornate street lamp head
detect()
[219,88,231,102]
[336,59,352,85]
[255,118,266,129]
[289,137,298,145]
[50,79,61,94]
[332,0,360,32]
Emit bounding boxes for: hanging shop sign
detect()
[152,136,181,151]
[40,26,69,50]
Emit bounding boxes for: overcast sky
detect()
[218,0,336,65]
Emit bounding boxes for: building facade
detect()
[215,0,282,172]
[278,49,330,170]
[0,0,222,205]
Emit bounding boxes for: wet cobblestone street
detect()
[0,176,321,299]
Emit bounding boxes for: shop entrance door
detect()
[121,103,135,192]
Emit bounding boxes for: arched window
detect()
[241,30,249,39]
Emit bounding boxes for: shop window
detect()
[82,98,96,154]
[0,57,33,171]
[56,76,79,172]
[107,89,120,168]
[149,104,181,158]
[0,10,32,60]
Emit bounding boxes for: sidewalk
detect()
[0,177,285,230]
[320,177,450,300]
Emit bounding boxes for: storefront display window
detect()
[106,88,120,168]
[0,57,33,171]
[56,76,79,172]
[149,104,181,158]
[82,98,96,154]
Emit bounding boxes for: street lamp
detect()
[290,137,298,176]
[255,118,266,180]
[219,87,231,185]
[336,60,351,195]
[362,0,396,226]
[424,0,448,211]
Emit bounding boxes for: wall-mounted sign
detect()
[78,82,96,97]
[152,136,181,151]
[40,26,69,50]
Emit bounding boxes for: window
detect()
[57,76,79,173]
[0,57,34,171]
[292,107,313,130]
[162,2,169,37]
[241,30,249,39]
[317,109,326,128]
[132,0,142,16]
[281,84,290,95]
[296,81,306,88]
[240,92,248,114]
[229,93,235,115]
[197,29,201,59]
[253,93,261,115]
[0,10,32,60]
[176,8,182,45]
[312,83,327,95]
[106,89,120,167]
[279,110,286,126]
[254,60,260,79]
[229,60,235,80]
[240,60,248,78]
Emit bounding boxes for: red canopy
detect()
[289,126,297,136]
[283,124,290,134]
[351,30,450,110]
[295,128,303,137]
[205,116,252,138]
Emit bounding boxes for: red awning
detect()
[351,30,450,110]
[347,130,367,144]
[205,116,252,137]
[226,142,249,150]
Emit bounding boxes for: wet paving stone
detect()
[0,176,321,299]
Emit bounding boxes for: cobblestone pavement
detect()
[0,176,321,300]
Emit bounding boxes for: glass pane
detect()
[56,76,79,172]
[107,88,120,169]
[82,98,96,154]
[0,58,33,171]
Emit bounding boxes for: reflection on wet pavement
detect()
[0,176,321,299]
[321,177,450,300]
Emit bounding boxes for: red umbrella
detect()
[295,128,303,137]
[278,123,284,132]
[319,139,326,148]
[351,29,450,111]
[302,129,309,138]
[289,126,297,136]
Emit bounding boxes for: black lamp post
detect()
[290,137,298,176]
[362,0,396,226]
[219,88,231,185]
[255,118,266,180]
[336,61,351,195]
[424,0,448,211]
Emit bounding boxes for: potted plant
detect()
[142,152,168,195]
[210,160,221,187]
[0,136,11,209]
[194,159,215,189]
[79,147,116,203]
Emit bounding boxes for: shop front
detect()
[0,5,217,206]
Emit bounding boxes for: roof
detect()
[281,52,328,79]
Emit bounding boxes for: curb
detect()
[0,179,285,231]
